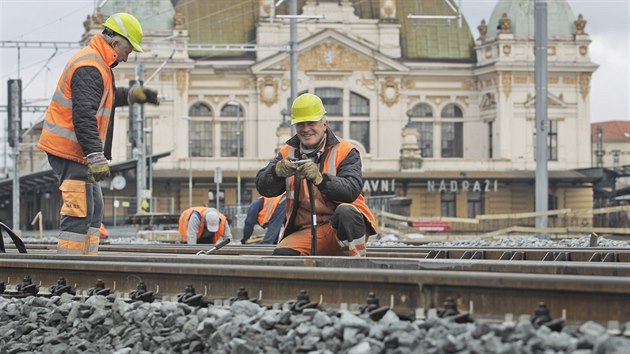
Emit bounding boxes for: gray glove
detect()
[129,87,160,105]
[275,157,298,177]
[86,152,110,182]
[298,161,323,185]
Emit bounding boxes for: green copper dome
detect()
[96,0,475,61]
[353,0,475,62]
[99,0,175,31]
[486,0,577,38]
[169,0,474,61]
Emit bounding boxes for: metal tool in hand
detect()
[293,159,312,165]
[196,238,231,255]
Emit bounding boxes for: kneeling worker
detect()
[241,193,287,244]
[255,93,378,256]
[178,207,232,245]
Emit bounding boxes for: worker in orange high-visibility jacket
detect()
[178,207,232,245]
[256,93,378,257]
[38,13,159,256]
[241,193,286,244]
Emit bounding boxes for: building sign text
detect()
[427,179,499,193]
[363,179,396,194]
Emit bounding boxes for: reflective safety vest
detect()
[38,35,116,164]
[279,140,377,240]
[257,194,285,227]
[178,207,227,244]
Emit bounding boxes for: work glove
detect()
[86,152,110,182]
[298,161,323,185]
[275,157,298,178]
[129,87,160,105]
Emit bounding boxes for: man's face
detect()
[295,119,327,149]
[113,38,133,63]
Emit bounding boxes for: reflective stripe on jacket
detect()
[178,207,227,243]
[279,139,377,242]
[38,35,115,164]
[257,194,285,227]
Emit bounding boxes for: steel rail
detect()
[14,243,630,262]
[1,254,629,323]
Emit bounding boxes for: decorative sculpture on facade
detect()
[259,76,279,107]
[477,19,487,41]
[380,77,400,107]
[380,0,396,19]
[92,10,103,27]
[575,14,587,35]
[498,13,511,34]
[260,0,272,16]
[174,11,185,30]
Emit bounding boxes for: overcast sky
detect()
[0,0,628,128]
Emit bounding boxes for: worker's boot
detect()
[84,227,100,255]
[57,231,87,254]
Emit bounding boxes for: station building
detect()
[2,0,599,231]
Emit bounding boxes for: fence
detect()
[376,205,630,236]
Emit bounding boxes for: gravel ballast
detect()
[1,294,629,354]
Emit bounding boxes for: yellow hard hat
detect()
[291,93,326,124]
[103,13,144,52]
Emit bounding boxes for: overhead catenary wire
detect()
[22,48,59,91]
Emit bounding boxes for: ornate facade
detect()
[9,0,599,230]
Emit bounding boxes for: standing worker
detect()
[256,93,378,256]
[38,13,159,255]
[178,207,232,245]
[241,193,287,244]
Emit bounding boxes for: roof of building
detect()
[353,0,475,61]
[486,0,577,39]
[98,0,475,61]
[591,121,630,142]
[100,0,176,31]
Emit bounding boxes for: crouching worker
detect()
[37,13,159,255]
[255,93,378,257]
[178,207,232,245]
[241,193,287,245]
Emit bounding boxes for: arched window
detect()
[441,103,463,158]
[220,102,244,158]
[188,102,213,157]
[408,103,434,157]
[350,92,369,116]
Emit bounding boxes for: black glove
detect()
[298,161,323,185]
[275,157,298,178]
[86,152,110,182]
[129,87,160,105]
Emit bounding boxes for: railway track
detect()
[2,245,630,325]
[15,243,630,262]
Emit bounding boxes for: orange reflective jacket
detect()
[178,207,227,243]
[279,140,377,241]
[257,194,285,227]
[38,35,116,164]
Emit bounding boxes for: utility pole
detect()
[289,0,297,108]
[8,79,22,232]
[535,0,549,238]
[134,63,147,214]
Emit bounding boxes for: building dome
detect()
[354,0,475,62]
[99,0,175,31]
[486,0,577,39]
[170,0,474,61]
